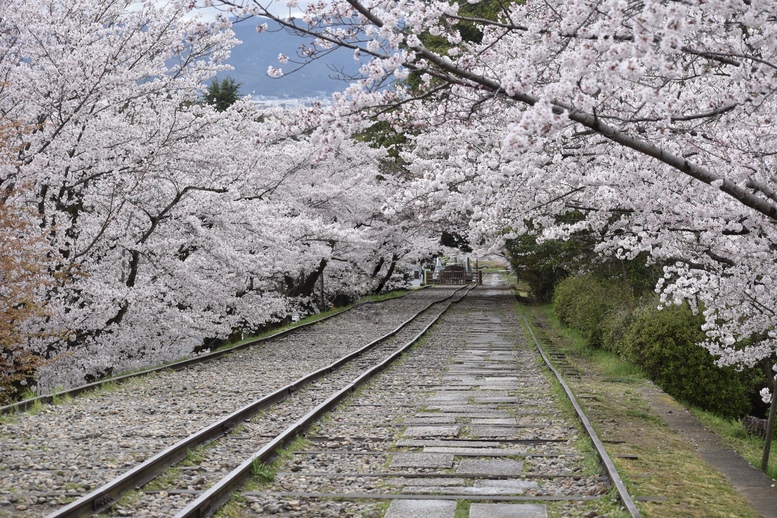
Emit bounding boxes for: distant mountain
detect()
[214,19,364,102]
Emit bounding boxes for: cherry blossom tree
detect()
[8,0,774,425]
[0,0,250,388]
[215,0,777,373]
[211,0,777,467]
[244,117,440,304]
[0,0,447,392]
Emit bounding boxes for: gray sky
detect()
[143,0,310,22]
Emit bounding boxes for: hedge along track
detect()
[36,286,471,518]
[0,288,427,416]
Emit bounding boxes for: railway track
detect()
[2,277,640,517]
[0,287,464,518]
[172,276,639,518]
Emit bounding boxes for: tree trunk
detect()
[372,254,398,294]
[285,258,328,298]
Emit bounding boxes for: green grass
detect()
[534,303,644,382]
[535,299,777,480]
[112,489,143,512]
[376,500,392,515]
[454,501,471,517]
[587,348,646,383]
[0,388,41,421]
[267,435,309,467]
[521,302,760,518]
[144,467,181,491]
[24,397,43,415]
[499,270,518,287]
[182,445,206,466]
[213,493,247,518]
[538,350,604,478]
[51,387,72,405]
[250,458,276,483]
[241,435,310,494]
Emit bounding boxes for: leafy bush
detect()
[553,275,762,419]
[620,303,756,419]
[601,306,637,356]
[506,234,592,303]
[552,275,630,348]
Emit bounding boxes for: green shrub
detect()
[620,303,755,419]
[506,232,595,303]
[552,275,630,348]
[601,305,637,356]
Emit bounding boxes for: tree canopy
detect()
[202,76,243,111]
[0,0,444,393]
[4,0,777,403]
[215,0,777,377]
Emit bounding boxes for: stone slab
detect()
[404,416,457,425]
[464,336,500,343]
[472,397,519,403]
[474,479,540,491]
[442,376,479,383]
[396,439,503,448]
[469,426,523,438]
[446,371,515,376]
[384,499,457,518]
[424,392,473,403]
[470,418,518,425]
[457,458,524,475]
[448,376,516,383]
[402,425,460,438]
[414,411,511,418]
[423,405,499,413]
[450,364,514,370]
[427,390,509,400]
[409,481,537,495]
[391,452,455,468]
[423,447,522,456]
[469,503,547,518]
[388,477,466,487]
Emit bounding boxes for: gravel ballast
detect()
[0,288,459,518]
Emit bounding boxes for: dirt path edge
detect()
[640,384,777,518]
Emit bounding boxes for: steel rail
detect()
[45,286,464,518]
[174,285,475,518]
[1,288,426,415]
[512,290,642,518]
